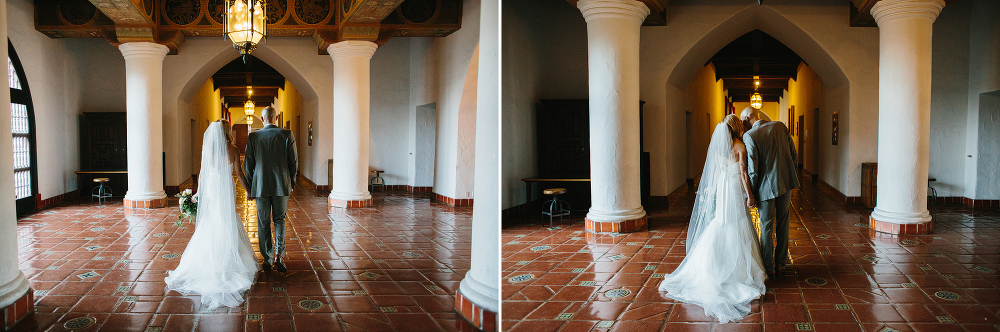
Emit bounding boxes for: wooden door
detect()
[537,100,590,178]
[233,124,249,154]
[798,115,804,169]
[81,113,127,170]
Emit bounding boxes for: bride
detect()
[658,114,767,323]
[165,120,259,310]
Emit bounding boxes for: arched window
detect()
[8,41,37,215]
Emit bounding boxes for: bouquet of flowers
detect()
[175,189,198,225]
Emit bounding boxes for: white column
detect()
[579,0,649,233]
[0,0,32,323]
[870,0,944,234]
[120,42,169,209]
[327,41,377,208]
[455,0,499,330]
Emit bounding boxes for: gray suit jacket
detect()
[245,124,298,198]
[743,120,800,201]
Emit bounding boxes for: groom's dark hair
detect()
[261,106,278,123]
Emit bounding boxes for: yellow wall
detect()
[784,63,824,172]
[190,79,223,175]
[734,101,779,123]
[683,64,726,179]
[276,79,302,134]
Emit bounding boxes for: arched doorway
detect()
[684,29,822,181]
[8,40,37,215]
[646,4,857,197]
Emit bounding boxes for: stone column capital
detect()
[577,0,650,25]
[871,0,945,25]
[118,42,170,60]
[327,41,378,60]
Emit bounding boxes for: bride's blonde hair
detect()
[723,114,745,140]
[217,119,235,144]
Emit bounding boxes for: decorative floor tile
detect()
[604,289,631,298]
[297,299,323,310]
[502,173,1000,330]
[14,181,476,331]
[934,291,961,300]
[63,317,96,330]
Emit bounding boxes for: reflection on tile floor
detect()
[502,176,1000,332]
[13,182,476,331]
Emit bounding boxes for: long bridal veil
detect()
[658,122,766,323]
[685,123,734,251]
[164,122,258,310]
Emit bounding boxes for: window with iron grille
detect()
[8,41,36,213]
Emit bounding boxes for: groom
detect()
[741,107,799,278]
[245,106,298,273]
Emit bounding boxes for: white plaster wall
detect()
[499,0,549,209]
[928,0,971,198]
[409,0,481,199]
[369,38,411,187]
[964,0,1000,199]
[7,0,88,199]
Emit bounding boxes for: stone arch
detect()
[177,46,319,107]
[170,43,323,185]
[665,5,848,91]
[653,4,855,194]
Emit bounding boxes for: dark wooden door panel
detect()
[80,113,126,171]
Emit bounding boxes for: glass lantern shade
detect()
[225,0,267,56]
[750,92,762,110]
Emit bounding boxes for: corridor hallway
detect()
[12,181,476,331]
[501,174,1000,331]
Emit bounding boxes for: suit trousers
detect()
[256,196,289,264]
[758,191,791,273]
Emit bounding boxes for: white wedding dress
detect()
[658,123,767,323]
[164,122,259,310]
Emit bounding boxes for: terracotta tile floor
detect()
[12,183,477,331]
[502,176,1000,331]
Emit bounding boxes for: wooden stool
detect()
[92,178,112,206]
[369,169,386,194]
[542,188,571,228]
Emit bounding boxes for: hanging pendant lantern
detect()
[750,80,762,109]
[244,99,255,126]
[225,0,267,61]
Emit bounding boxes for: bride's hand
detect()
[192,193,199,203]
[746,196,757,209]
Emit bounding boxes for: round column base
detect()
[2,288,33,330]
[869,215,933,235]
[585,215,647,234]
[123,197,167,209]
[329,197,373,208]
[455,289,497,332]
